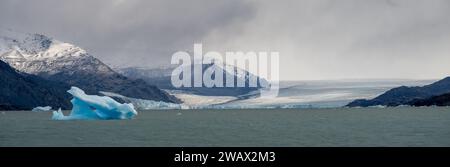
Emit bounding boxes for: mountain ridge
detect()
[117,62,269,97]
[347,77,450,107]
[0,29,180,103]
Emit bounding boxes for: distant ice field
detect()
[171,79,436,108]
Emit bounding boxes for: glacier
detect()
[52,87,138,120]
[100,91,186,110]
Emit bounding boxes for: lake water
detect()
[1,107,450,147]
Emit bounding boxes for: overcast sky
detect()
[1,0,449,80]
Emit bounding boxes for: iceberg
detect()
[100,91,186,110]
[52,87,138,120]
[32,106,52,112]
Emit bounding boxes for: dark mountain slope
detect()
[409,93,450,106]
[347,77,450,107]
[0,60,71,110]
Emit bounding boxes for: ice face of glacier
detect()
[52,87,138,120]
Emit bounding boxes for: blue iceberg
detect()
[52,87,138,120]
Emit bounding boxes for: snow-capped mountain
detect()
[0,29,112,75]
[0,29,180,103]
[116,62,269,97]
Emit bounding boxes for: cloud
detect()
[0,0,255,66]
[1,0,449,80]
[202,0,450,80]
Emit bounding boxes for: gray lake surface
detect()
[1,107,450,147]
